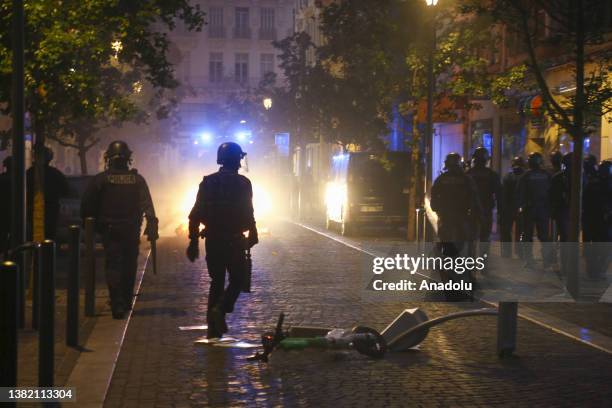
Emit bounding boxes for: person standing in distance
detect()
[517,152,552,269]
[500,156,526,258]
[26,146,70,240]
[186,142,258,339]
[431,152,482,298]
[81,141,158,319]
[466,146,502,260]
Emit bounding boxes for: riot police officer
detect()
[431,153,481,297]
[517,152,552,268]
[466,147,501,258]
[81,141,158,319]
[500,156,526,258]
[582,155,608,280]
[186,142,258,339]
[549,150,562,174]
[26,147,70,240]
[550,152,572,243]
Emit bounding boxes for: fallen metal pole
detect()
[67,225,80,347]
[0,261,19,389]
[39,240,55,386]
[84,218,96,317]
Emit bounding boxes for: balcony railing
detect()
[208,25,225,39]
[258,28,277,41]
[233,26,252,39]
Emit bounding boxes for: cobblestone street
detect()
[104,220,612,407]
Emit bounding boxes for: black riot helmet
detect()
[217,142,246,168]
[104,140,132,169]
[511,156,525,169]
[583,154,597,175]
[527,152,543,170]
[561,152,573,171]
[444,152,463,172]
[472,146,490,167]
[549,150,562,171]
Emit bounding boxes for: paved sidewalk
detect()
[104,221,612,407]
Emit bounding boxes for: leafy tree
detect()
[0,0,204,238]
[0,0,204,163]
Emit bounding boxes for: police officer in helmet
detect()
[81,141,158,319]
[26,146,70,240]
[517,151,553,268]
[431,152,481,298]
[466,146,501,260]
[187,142,258,339]
[500,156,525,258]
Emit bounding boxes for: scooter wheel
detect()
[351,326,387,358]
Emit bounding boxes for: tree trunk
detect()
[32,119,46,242]
[77,141,88,175]
[566,0,586,297]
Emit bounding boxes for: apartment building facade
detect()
[166,0,295,146]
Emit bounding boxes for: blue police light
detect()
[200,132,213,143]
[235,131,250,142]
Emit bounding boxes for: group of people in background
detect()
[432,146,612,282]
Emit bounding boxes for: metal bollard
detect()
[39,240,55,387]
[497,302,518,358]
[67,225,80,347]
[84,218,96,317]
[17,253,25,329]
[32,248,41,330]
[1,261,19,388]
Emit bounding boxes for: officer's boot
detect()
[211,305,228,335]
[109,289,126,319]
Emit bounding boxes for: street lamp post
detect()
[424,0,437,197]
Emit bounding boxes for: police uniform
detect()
[582,158,609,279]
[500,164,525,257]
[466,165,501,255]
[187,142,258,338]
[26,163,70,240]
[431,160,481,259]
[81,142,157,317]
[517,164,552,266]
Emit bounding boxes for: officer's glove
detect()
[186,239,199,262]
[248,228,259,248]
[145,217,159,241]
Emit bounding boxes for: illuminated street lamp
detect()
[425,0,438,5]
[263,97,273,110]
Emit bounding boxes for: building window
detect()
[234,7,250,39]
[260,53,274,76]
[208,7,225,38]
[209,53,223,83]
[235,53,249,83]
[260,8,276,40]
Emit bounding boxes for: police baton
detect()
[242,248,252,293]
[151,239,158,275]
